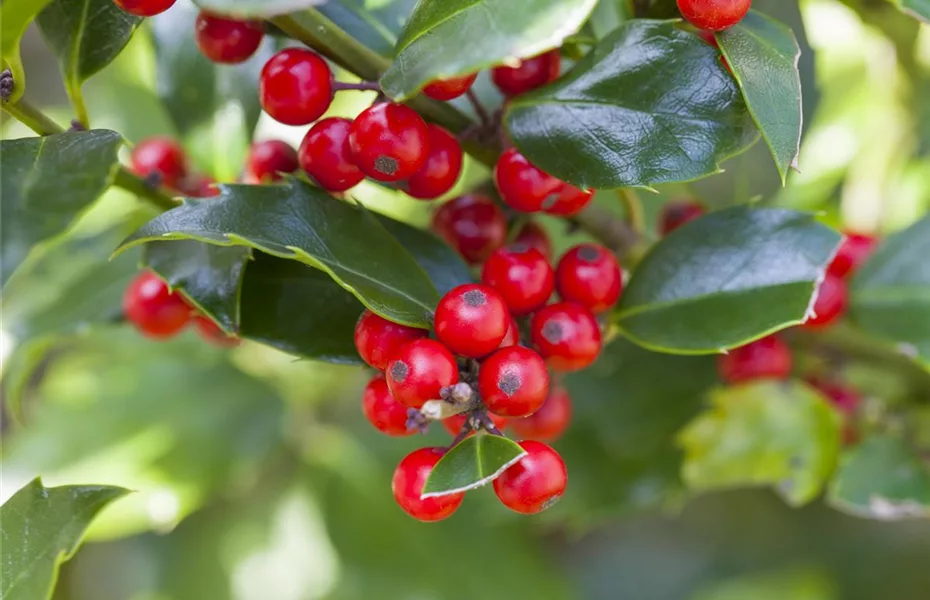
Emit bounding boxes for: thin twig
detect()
[616,188,646,234]
[332,80,382,92]
[465,88,491,128]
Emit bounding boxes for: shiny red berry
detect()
[405,124,463,200]
[828,232,877,279]
[555,244,623,313]
[659,200,706,236]
[348,102,429,182]
[298,117,365,192]
[434,284,510,357]
[677,0,752,31]
[479,346,549,418]
[422,73,478,101]
[491,49,561,97]
[544,185,594,217]
[807,378,862,416]
[130,136,187,188]
[442,412,509,436]
[717,335,792,384]
[243,140,298,184]
[353,309,428,370]
[493,440,567,514]
[362,375,416,436]
[386,339,459,408]
[123,271,192,339]
[803,274,848,330]
[176,173,219,198]
[193,315,239,347]
[431,194,508,264]
[392,447,464,522]
[531,302,602,372]
[509,384,572,442]
[494,147,591,215]
[114,0,175,17]
[499,316,520,349]
[260,48,332,126]
[194,12,264,64]
[481,246,554,316]
[514,221,553,262]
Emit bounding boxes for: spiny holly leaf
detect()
[380,0,597,101]
[678,380,841,506]
[615,206,841,354]
[0,479,129,600]
[505,20,758,190]
[422,435,527,497]
[828,436,930,520]
[1,131,123,286]
[716,11,803,184]
[896,0,930,22]
[0,0,56,103]
[849,215,930,364]
[193,0,325,18]
[36,0,142,125]
[317,0,418,58]
[375,215,473,296]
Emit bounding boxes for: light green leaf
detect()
[193,0,324,17]
[895,0,930,22]
[316,0,418,58]
[0,0,56,103]
[690,567,838,600]
[422,434,527,497]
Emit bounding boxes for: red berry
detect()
[514,221,553,262]
[499,316,520,349]
[509,384,572,441]
[807,378,862,416]
[405,124,463,200]
[362,375,415,436]
[493,440,567,514]
[392,447,464,522]
[243,140,298,184]
[442,412,509,436]
[260,48,332,126]
[348,102,430,182]
[422,73,478,101]
[386,339,459,408]
[113,0,175,17]
[481,246,554,316]
[828,232,877,279]
[193,315,239,346]
[298,117,365,192]
[130,136,187,188]
[479,346,549,418]
[434,284,510,357]
[491,49,561,97]
[176,173,219,198]
[555,244,623,313]
[544,185,594,217]
[659,200,706,236]
[494,147,591,215]
[431,194,508,264]
[697,30,719,48]
[677,0,752,31]
[353,309,428,370]
[803,274,848,330]
[194,12,264,64]
[531,302,602,372]
[123,271,192,339]
[717,335,792,384]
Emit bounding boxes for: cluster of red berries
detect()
[677,0,752,32]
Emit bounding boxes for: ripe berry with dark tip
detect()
[386,339,459,408]
[194,12,264,64]
[422,73,478,101]
[494,147,591,215]
[531,302,602,372]
[514,221,553,261]
[354,309,428,371]
[555,244,623,313]
[442,412,509,436]
[659,200,706,236]
[434,284,510,357]
[803,274,848,330]
[362,375,416,436]
[493,440,567,514]
[299,117,365,192]
[491,49,561,97]
[193,315,240,347]
[392,447,464,522]
[677,0,752,31]
[260,48,333,126]
[130,137,187,188]
[243,140,299,184]
[828,232,877,279]
[479,346,550,418]
[123,271,192,339]
[114,0,176,17]
[348,102,429,182]
[481,246,554,316]
[717,335,792,384]
[509,384,572,442]
[431,194,508,264]
[405,124,463,200]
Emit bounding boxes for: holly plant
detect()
[2,0,930,598]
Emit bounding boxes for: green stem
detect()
[2,100,64,135]
[617,188,645,234]
[112,168,178,211]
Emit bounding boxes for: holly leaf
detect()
[504,20,758,190]
[716,11,802,184]
[379,0,597,101]
[0,0,56,103]
[848,215,930,364]
[828,436,930,520]
[317,0,418,58]
[678,380,841,506]
[193,0,325,18]
[895,0,930,22]
[422,434,527,497]
[630,0,678,18]
[36,0,142,125]
[615,206,841,354]
[375,215,473,296]
[1,130,123,286]
[0,478,129,600]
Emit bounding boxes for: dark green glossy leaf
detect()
[380,0,597,101]
[193,0,324,18]
[375,215,473,296]
[1,131,123,285]
[615,206,841,354]
[0,478,129,600]
[422,434,527,497]
[828,436,930,520]
[896,0,930,22]
[630,0,678,18]
[849,216,930,364]
[505,20,758,190]
[678,380,841,506]
[0,0,56,102]
[717,11,802,184]
[317,0,418,58]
